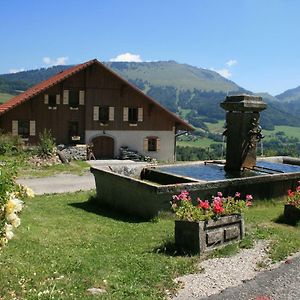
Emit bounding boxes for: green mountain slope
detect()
[107,61,243,92]
[276,86,300,102]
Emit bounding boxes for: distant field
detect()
[264,125,300,141]
[177,137,220,148]
[0,92,13,103]
[205,120,225,133]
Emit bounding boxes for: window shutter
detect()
[93,106,99,121]
[44,94,49,104]
[56,94,60,105]
[109,107,115,121]
[29,120,36,136]
[63,90,69,104]
[138,107,143,122]
[12,120,18,136]
[79,90,85,105]
[156,138,161,151]
[123,107,129,121]
[143,138,149,151]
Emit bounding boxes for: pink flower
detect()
[246,200,252,207]
[246,194,253,201]
[296,186,300,191]
[199,200,210,210]
[217,192,223,197]
[173,190,191,201]
[213,196,222,203]
[288,190,295,197]
[235,192,241,198]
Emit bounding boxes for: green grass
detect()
[263,125,300,141]
[0,153,90,178]
[0,92,14,103]
[204,120,225,134]
[245,200,300,261]
[1,193,299,299]
[177,137,217,148]
[0,192,197,300]
[18,160,90,178]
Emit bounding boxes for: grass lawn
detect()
[0,192,299,299]
[0,153,90,178]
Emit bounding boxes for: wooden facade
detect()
[0,59,193,161]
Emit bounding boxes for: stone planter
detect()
[284,204,300,224]
[175,214,245,254]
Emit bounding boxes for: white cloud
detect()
[109,52,143,62]
[9,68,25,74]
[43,56,69,66]
[226,59,237,67]
[215,68,232,78]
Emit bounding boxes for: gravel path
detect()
[172,241,277,300]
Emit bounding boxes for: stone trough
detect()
[91,156,300,218]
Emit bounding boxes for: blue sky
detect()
[1,0,300,95]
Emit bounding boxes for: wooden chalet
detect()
[0,59,193,161]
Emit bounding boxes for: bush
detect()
[0,162,33,248]
[37,129,56,157]
[0,132,23,154]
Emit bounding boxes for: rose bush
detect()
[0,162,34,248]
[171,190,252,221]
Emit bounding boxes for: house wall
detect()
[86,130,176,162]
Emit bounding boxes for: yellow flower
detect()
[5,224,14,240]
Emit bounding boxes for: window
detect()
[18,121,29,138]
[128,107,138,123]
[49,95,56,107]
[148,138,157,151]
[69,91,79,108]
[99,106,109,123]
[144,137,160,152]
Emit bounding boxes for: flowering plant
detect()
[171,190,252,222]
[0,162,34,248]
[286,181,300,209]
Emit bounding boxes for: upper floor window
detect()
[99,106,109,123]
[44,93,60,109]
[69,91,79,108]
[49,95,56,107]
[129,107,138,124]
[123,107,143,124]
[63,90,85,108]
[93,106,115,124]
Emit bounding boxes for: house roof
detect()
[0,59,194,131]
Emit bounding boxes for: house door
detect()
[92,136,114,159]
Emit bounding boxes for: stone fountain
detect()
[220,94,266,171]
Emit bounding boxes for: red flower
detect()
[246,200,252,207]
[199,200,210,210]
[288,190,295,197]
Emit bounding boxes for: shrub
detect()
[0,162,34,248]
[37,129,56,157]
[0,132,23,154]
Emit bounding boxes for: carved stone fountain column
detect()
[220,95,267,171]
